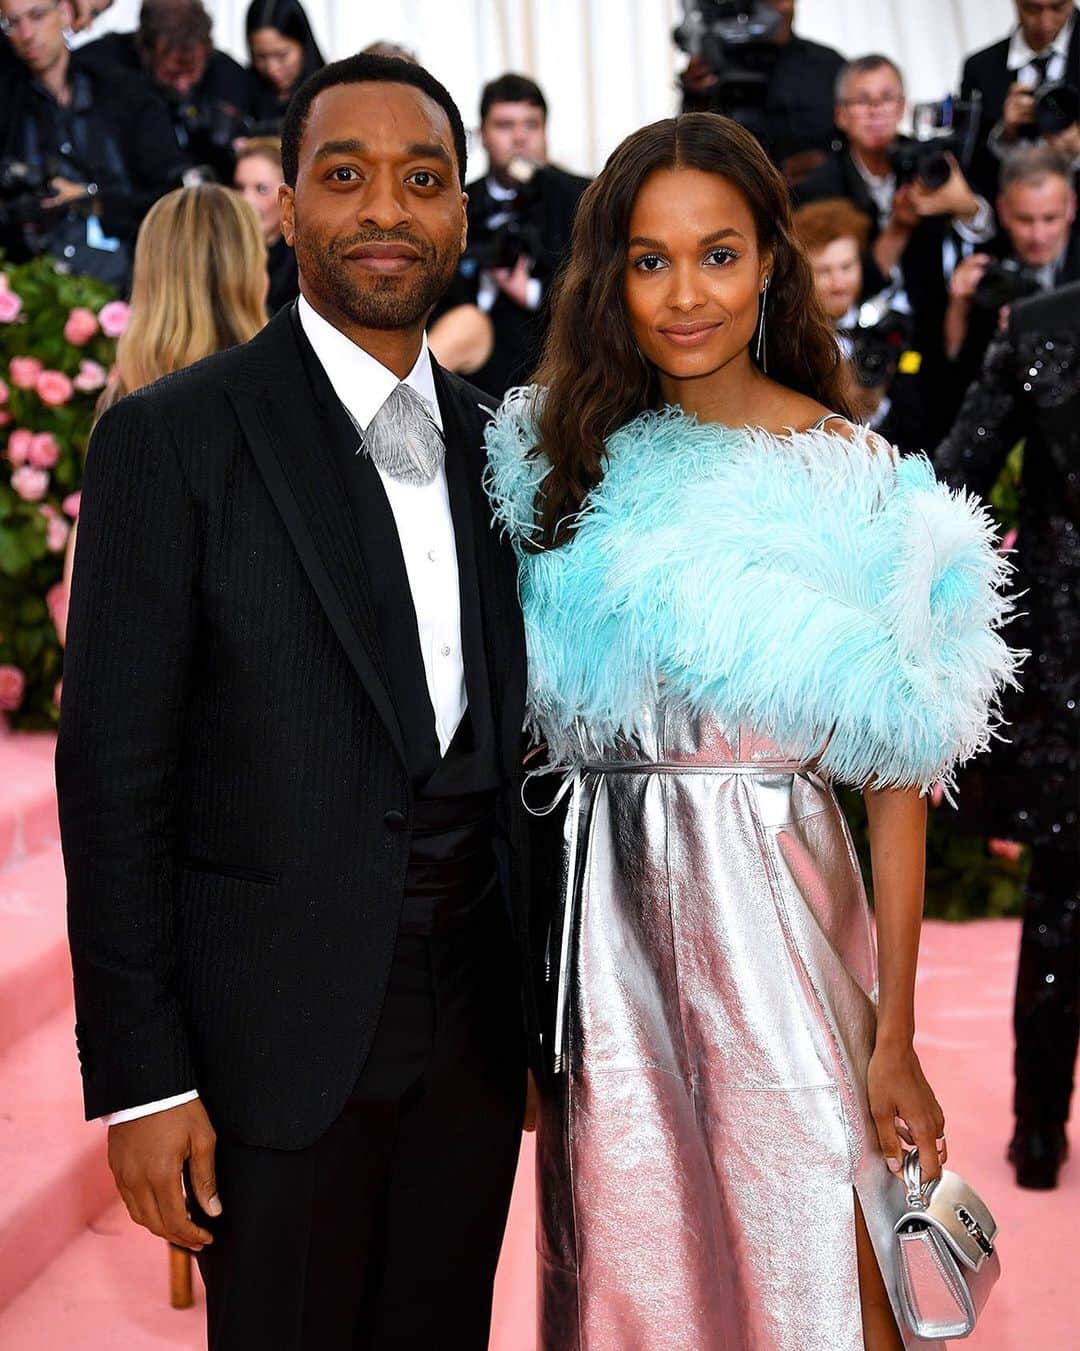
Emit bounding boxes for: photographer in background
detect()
[962,0,1080,198]
[80,0,252,183]
[944,144,1079,409]
[0,0,188,289]
[428,73,589,399]
[796,54,995,439]
[0,0,107,72]
[794,197,926,452]
[677,0,843,185]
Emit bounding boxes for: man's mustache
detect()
[332,230,434,257]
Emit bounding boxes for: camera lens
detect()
[1034,81,1080,137]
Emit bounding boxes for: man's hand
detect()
[1047,121,1080,162]
[490,254,534,308]
[910,155,979,221]
[44,177,90,210]
[1002,81,1036,140]
[888,183,922,232]
[948,251,991,304]
[108,1099,221,1252]
[70,0,113,31]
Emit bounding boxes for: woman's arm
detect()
[863,784,946,1181]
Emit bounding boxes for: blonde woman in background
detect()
[233,137,299,313]
[59,184,267,641]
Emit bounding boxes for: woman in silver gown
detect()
[485,115,1017,1350]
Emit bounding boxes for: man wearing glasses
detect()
[0,0,186,288]
[795,54,995,444]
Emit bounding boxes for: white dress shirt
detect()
[105,297,468,1127]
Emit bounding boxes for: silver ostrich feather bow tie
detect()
[354,381,445,486]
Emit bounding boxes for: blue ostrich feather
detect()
[483,388,1023,793]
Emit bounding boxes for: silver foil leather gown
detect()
[535,706,945,1351]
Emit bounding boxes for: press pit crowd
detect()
[0,0,1077,427]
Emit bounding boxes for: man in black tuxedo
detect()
[428,73,589,399]
[961,0,1080,198]
[58,52,535,1350]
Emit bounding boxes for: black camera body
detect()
[673,1,780,114]
[843,298,913,390]
[973,258,1043,312]
[0,157,58,227]
[458,160,547,280]
[1032,80,1080,137]
[887,95,982,193]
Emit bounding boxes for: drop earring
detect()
[755,275,770,374]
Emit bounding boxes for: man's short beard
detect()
[296,229,460,331]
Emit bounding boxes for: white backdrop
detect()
[77,0,1020,176]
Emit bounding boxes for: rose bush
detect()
[0,257,119,728]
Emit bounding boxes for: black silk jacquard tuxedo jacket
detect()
[57,305,535,1150]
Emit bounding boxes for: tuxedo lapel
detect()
[226,308,406,765]
[432,363,526,778]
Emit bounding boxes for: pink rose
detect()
[40,506,70,553]
[0,378,9,403]
[0,412,10,428]
[73,358,107,392]
[62,490,81,519]
[0,665,26,713]
[6,427,33,466]
[9,356,43,389]
[63,306,100,346]
[29,431,60,469]
[54,678,62,708]
[46,581,68,631]
[0,289,23,323]
[36,369,74,407]
[98,300,131,338]
[11,464,49,501]
[47,513,69,552]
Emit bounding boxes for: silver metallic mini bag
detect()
[893,1150,1002,1340]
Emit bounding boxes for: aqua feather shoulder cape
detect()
[484,391,1022,792]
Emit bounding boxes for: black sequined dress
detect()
[937,331,1080,848]
[938,330,1080,1135]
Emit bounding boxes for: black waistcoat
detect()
[292,309,499,802]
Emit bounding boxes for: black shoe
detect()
[1007,1125,1069,1190]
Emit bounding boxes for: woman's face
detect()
[234,153,283,243]
[624,167,769,385]
[810,236,862,321]
[250,27,304,96]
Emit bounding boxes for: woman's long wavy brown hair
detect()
[530,113,851,548]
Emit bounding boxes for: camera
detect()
[1033,81,1080,137]
[673,1,781,114]
[844,298,913,390]
[888,94,982,192]
[0,157,59,227]
[458,157,546,277]
[175,98,257,154]
[973,259,1043,312]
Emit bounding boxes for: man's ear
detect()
[460,191,469,253]
[280,184,296,248]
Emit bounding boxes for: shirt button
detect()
[63,245,76,258]
[441,644,452,657]
[383,809,407,833]
[427,549,437,561]
[60,141,72,155]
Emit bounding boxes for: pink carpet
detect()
[1,728,1077,1347]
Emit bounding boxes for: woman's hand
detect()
[867,1037,946,1182]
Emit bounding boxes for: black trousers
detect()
[194,900,525,1350]
[1014,844,1080,1127]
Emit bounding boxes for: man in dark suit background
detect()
[58,52,534,1350]
[796,53,996,443]
[961,0,1080,198]
[428,73,589,399]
